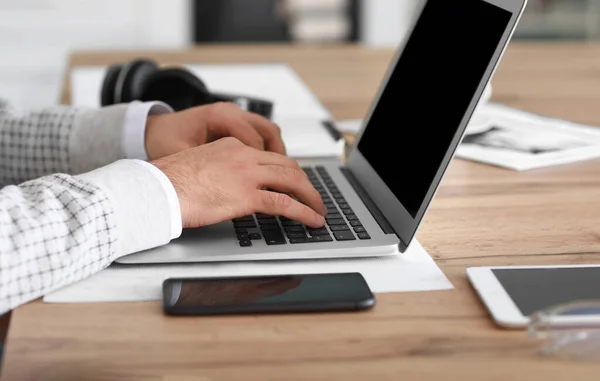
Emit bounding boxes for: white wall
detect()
[0,0,192,110]
[1,0,425,109]
[360,0,419,47]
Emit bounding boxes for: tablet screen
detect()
[492,267,600,316]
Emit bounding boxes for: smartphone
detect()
[162,272,375,316]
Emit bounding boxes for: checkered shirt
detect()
[0,99,118,314]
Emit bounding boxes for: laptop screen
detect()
[357,0,512,218]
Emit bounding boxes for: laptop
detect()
[117,0,527,265]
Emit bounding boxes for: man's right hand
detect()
[152,137,327,229]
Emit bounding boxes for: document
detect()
[334,92,600,171]
[458,103,600,171]
[70,63,343,158]
[43,240,453,303]
[276,117,345,159]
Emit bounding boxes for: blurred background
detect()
[0,0,594,110]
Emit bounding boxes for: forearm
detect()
[0,172,118,314]
[0,160,177,315]
[0,102,130,187]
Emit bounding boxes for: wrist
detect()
[152,156,189,228]
[123,101,172,161]
[145,113,179,161]
[145,114,160,160]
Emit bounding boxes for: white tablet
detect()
[467,265,600,328]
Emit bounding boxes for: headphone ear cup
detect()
[114,59,159,103]
[100,63,124,106]
[139,68,213,111]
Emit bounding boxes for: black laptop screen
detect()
[357,0,512,218]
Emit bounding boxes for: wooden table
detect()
[4,43,600,380]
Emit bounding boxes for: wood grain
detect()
[4,43,600,380]
[0,312,9,348]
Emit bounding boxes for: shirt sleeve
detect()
[122,101,174,160]
[121,102,182,240]
[0,99,131,186]
[0,159,174,315]
[132,160,182,240]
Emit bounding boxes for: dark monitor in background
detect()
[193,0,360,43]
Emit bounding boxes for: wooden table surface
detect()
[4,43,600,380]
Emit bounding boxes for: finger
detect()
[257,191,325,228]
[242,112,286,155]
[257,165,327,216]
[211,113,265,151]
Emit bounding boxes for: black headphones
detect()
[100,58,274,119]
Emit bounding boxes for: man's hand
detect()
[145,102,286,159]
[152,137,327,229]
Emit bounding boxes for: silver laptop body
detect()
[117,0,526,265]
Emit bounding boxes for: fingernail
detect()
[317,214,326,227]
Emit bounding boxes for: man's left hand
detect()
[144,102,286,160]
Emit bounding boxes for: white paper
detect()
[276,117,345,158]
[43,240,453,303]
[335,118,363,134]
[185,64,331,121]
[457,103,600,171]
[70,63,342,158]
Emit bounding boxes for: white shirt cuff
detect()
[76,160,174,256]
[123,101,174,160]
[131,159,183,240]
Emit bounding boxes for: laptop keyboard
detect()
[233,166,371,247]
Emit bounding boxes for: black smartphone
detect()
[162,272,375,316]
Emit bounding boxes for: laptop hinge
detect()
[340,167,407,251]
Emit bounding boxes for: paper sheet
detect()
[70,63,342,158]
[43,240,453,303]
[457,103,600,171]
[276,117,345,158]
[335,118,363,134]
